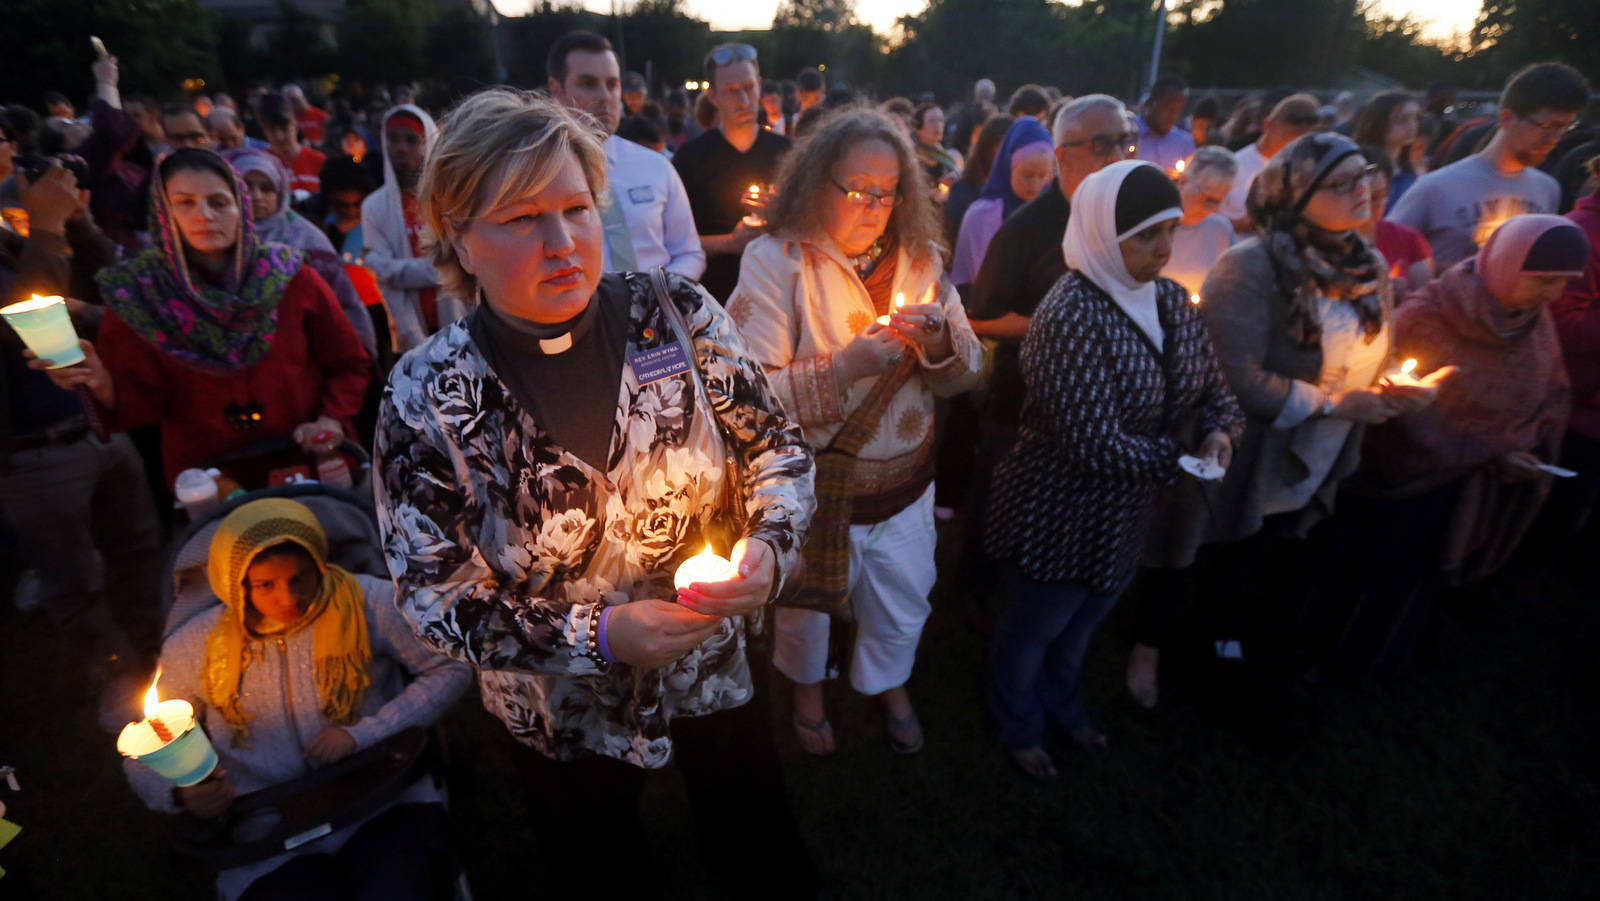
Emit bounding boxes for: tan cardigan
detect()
[727,233,982,482]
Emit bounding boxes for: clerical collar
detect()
[479,293,598,355]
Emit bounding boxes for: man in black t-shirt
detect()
[957,94,1132,604]
[672,43,791,300]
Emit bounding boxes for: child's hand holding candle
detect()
[116,668,220,788]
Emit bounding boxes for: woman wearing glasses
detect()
[729,106,982,756]
[1136,134,1441,732]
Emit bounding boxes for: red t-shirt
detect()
[1377,219,1433,295]
[400,191,439,331]
[296,106,330,145]
[277,145,327,198]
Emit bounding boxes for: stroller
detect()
[155,481,470,898]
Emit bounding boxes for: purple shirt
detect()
[1136,116,1197,172]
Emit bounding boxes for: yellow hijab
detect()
[204,498,371,747]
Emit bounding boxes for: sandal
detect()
[792,713,836,756]
[886,710,924,754]
[1007,746,1058,783]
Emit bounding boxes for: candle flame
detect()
[143,667,163,720]
[1190,293,1201,305]
[1401,358,1417,374]
[748,184,760,195]
[894,292,905,310]
[1174,159,1186,174]
[2,294,65,315]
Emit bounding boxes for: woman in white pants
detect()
[729,105,982,754]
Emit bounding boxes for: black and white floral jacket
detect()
[375,273,815,767]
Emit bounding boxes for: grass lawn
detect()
[2,514,1597,900]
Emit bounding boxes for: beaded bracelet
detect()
[583,602,610,670]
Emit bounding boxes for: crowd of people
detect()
[2,29,1598,899]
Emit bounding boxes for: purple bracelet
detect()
[596,605,616,663]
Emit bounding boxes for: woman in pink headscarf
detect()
[1316,214,1587,679]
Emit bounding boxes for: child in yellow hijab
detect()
[206,497,373,747]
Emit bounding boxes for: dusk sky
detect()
[499,0,1481,45]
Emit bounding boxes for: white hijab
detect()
[1062,159,1182,348]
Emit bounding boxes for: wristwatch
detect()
[1318,393,1337,418]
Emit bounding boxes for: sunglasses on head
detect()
[710,44,758,67]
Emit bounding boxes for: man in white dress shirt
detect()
[547,30,706,280]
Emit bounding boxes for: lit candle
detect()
[1386,357,1423,388]
[674,545,738,590]
[1189,293,1201,305]
[1174,159,1187,175]
[877,292,906,326]
[0,295,84,368]
[741,184,766,227]
[116,668,219,787]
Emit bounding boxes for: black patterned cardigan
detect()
[985,272,1244,594]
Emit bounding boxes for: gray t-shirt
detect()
[1385,154,1560,269]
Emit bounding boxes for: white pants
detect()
[774,485,938,695]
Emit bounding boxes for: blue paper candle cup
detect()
[117,699,220,787]
[0,295,84,368]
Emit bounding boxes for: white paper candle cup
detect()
[674,549,737,590]
[116,699,220,787]
[0,296,84,368]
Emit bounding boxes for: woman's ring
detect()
[889,352,905,366]
[922,313,943,333]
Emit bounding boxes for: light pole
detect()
[1148,0,1167,96]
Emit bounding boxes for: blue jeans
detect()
[990,566,1122,748]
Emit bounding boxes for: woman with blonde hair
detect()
[374,89,817,898]
[729,105,982,756]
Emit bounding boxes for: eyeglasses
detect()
[1317,165,1379,196]
[1060,132,1137,157]
[709,44,758,67]
[1516,112,1576,136]
[830,179,900,209]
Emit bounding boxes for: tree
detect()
[773,0,857,33]
[337,0,434,87]
[0,0,218,106]
[1473,0,1600,85]
[620,0,713,92]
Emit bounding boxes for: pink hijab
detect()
[1479,213,1590,304]
[1357,215,1584,579]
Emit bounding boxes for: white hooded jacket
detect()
[361,105,465,353]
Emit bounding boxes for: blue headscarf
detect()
[978,117,1054,220]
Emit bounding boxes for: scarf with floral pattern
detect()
[95,148,300,371]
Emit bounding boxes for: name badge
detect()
[628,341,691,385]
[628,185,655,204]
